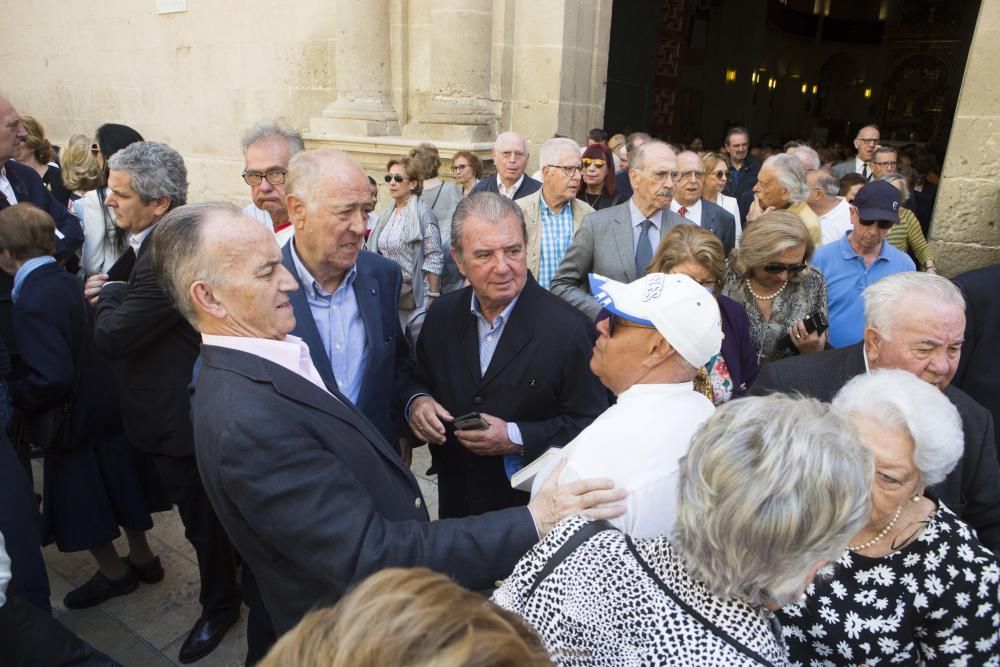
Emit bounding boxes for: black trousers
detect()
[0,595,121,667]
[0,433,50,613]
[241,566,276,666]
[151,454,241,618]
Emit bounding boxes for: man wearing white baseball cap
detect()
[529,272,724,538]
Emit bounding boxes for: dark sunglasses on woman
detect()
[763,262,808,274]
[384,174,407,183]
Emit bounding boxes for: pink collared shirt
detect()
[201,333,332,396]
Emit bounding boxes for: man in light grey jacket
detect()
[550,140,686,318]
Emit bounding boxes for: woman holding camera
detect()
[722,210,827,364]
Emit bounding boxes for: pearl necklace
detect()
[848,504,903,552]
[745,278,788,301]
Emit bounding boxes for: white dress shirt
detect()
[713,193,743,243]
[670,198,702,226]
[530,382,715,539]
[818,196,853,246]
[0,532,10,607]
[129,225,155,254]
[0,165,18,204]
[202,334,333,397]
[498,174,525,199]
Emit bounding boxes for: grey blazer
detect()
[698,198,737,256]
[831,158,860,180]
[549,201,686,318]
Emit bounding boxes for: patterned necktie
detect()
[635,219,654,277]
[678,206,688,219]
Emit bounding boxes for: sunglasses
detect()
[582,158,606,168]
[384,174,408,183]
[711,170,730,179]
[763,262,808,274]
[596,308,657,337]
[858,219,895,229]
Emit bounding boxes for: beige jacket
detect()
[517,191,595,278]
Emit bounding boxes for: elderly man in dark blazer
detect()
[750,272,1000,554]
[953,263,1000,456]
[281,149,413,452]
[405,193,610,518]
[84,142,240,664]
[469,131,541,200]
[156,196,622,636]
[670,150,737,255]
[550,140,687,319]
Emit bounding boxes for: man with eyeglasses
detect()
[670,151,736,255]
[869,146,898,182]
[240,121,304,246]
[832,125,880,181]
[811,180,915,348]
[551,140,686,319]
[516,138,594,289]
[469,131,541,200]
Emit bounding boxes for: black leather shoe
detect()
[126,555,164,584]
[178,611,240,664]
[64,568,139,609]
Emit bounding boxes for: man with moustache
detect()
[240,121,303,246]
[670,150,736,255]
[469,131,540,200]
[550,140,686,318]
[516,137,594,290]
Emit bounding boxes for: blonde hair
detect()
[258,568,551,667]
[701,151,725,174]
[729,210,815,282]
[18,115,54,164]
[60,134,103,192]
[648,224,725,294]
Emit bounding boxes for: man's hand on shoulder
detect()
[528,459,626,537]
[455,412,518,456]
[407,395,452,445]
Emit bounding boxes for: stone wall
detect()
[931,0,1000,274]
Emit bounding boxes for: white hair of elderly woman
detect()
[863,272,965,338]
[671,394,873,608]
[832,368,963,487]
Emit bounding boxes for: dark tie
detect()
[635,219,654,277]
[861,164,870,181]
[678,206,688,219]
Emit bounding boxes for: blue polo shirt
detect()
[812,232,915,348]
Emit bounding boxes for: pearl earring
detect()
[911,494,921,503]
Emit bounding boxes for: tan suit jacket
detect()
[518,191,594,279]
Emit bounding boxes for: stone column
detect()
[403,0,497,142]
[313,0,400,136]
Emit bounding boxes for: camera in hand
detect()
[775,311,829,354]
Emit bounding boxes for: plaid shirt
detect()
[537,198,576,290]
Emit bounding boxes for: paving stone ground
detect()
[36,446,439,666]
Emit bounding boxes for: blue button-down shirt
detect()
[12,256,56,302]
[290,244,368,403]
[537,197,575,290]
[812,232,915,349]
[470,293,527,478]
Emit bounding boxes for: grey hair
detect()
[150,202,242,326]
[630,140,672,173]
[539,137,581,167]
[725,126,749,146]
[872,145,897,161]
[787,145,820,171]
[880,172,910,201]
[814,168,840,196]
[107,141,188,209]
[494,131,528,155]
[241,121,305,155]
[672,395,872,608]
[285,149,363,201]
[763,153,809,204]
[863,272,965,338]
[833,369,963,487]
[451,192,527,257]
[625,132,652,162]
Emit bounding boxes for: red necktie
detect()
[678,206,688,218]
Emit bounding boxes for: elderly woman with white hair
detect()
[493,395,873,666]
[748,153,821,245]
[780,369,1000,666]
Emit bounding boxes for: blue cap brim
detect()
[588,273,655,326]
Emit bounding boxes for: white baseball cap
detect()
[589,272,723,367]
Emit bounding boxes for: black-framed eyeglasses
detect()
[384,173,408,183]
[452,164,469,172]
[242,170,287,186]
[859,219,895,229]
[548,164,583,176]
[873,161,897,168]
[582,158,606,169]
[596,308,657,337]
[763,262,808,274]
[856,138,879,145]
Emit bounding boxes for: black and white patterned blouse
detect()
[492,516,788,666]
[778,503,1000,666]
[721,267,827,364]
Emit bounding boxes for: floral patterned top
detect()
[778,503,1000,666]
[705,354,734,405]
[721,267,828,365]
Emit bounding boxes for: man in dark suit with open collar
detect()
[281,149,413,452]
[550,140,687,319]
[84,142,240,664]
[149,199,624,637]
[750,272,1000,554]
[404,193,609,518]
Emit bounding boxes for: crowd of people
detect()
[0,90,998,667]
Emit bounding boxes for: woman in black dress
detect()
[0,204,169,609]
[576,143,624,211]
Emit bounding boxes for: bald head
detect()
[0,96,27,163]
[493,131,530,188]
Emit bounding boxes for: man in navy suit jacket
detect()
[469,131,541,200]
[282,149,413,450]
[150,198,625,636]
[671,151,737,255]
